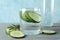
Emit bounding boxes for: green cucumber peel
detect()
[20,11,30,22]
[25,11,41,23]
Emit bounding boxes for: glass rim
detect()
[20,8,40,11]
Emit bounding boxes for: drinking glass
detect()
[20,8,42,35]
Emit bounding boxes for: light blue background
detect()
[0,0,60,23]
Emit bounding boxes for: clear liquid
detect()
[20,20,41,35]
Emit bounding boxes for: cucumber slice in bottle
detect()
[25,11,41,23]
[42,30,56,35]
[10,31,25,38]
[20,11,30,22]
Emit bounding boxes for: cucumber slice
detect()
[42,30,56,35]
[12,24,20,30]
[6,28,14,34]
[10,31,25,38]
[20,11,30,22]
[29,11,41,22]
[25,11,41,23]
[6,24,20,34]
[25,11,35,22]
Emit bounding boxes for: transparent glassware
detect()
[19,0,54,35]
[20,8,42,35]
[41,0,54,30]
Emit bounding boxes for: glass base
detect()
[23,30,42,35]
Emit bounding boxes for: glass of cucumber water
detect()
[20,8,42,35]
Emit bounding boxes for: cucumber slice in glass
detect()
[20,11,30,22]
[25,11,41,23]
[25,11,35,22]
[10,31,25,38]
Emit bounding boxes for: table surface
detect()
[0,24,60,40]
